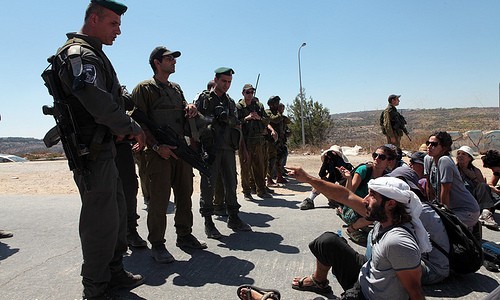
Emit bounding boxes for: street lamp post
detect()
[298,42,307,146]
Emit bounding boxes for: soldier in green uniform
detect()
[51,1,146,298]
[265,96,284,186]
[131,46,207,264]
[236,84,272,200]
[196,67,252,239]
[381,94,408,148]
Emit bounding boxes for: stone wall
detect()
[449,130,500,154]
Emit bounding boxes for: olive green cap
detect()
[91,0,128,15]
[214,67,234,75]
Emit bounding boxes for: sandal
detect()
[346,225,368,245]
[237,285,281,300]
[291,274,332,295]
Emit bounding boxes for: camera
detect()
[214,105,228,123]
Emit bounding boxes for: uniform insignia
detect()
[82,64,97,84]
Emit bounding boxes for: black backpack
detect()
[428,202,483,274]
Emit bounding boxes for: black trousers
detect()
[309,232,367,297]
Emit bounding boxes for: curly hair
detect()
[430,131,452,154]
[482,150,500,168]
[380,194,412,225]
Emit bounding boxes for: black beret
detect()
[91,0,128,15]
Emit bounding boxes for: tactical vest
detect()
[146,80,187,138]
[236,99,266,143]
[53,36,117,147]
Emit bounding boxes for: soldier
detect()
[131,46,207,264]
[381,94,408,148]
[265,96,284,186]
[50,1,146,298]
[236,84,272,200]
[196,67,252,239]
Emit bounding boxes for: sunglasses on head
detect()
[372,152,387,161]
[426,140,439,147]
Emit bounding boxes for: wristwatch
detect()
[152,144,160,152]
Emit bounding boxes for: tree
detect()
[287,91,332,147]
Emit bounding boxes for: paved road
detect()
[0,181,499,299]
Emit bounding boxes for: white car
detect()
[0,154,28,163]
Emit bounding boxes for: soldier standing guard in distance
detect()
[196,67,252,239]
[236,84,272,200]
[381,94,408,148]
[50,0,146,298]
[131,46,207,264]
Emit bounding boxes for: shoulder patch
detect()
[82,64,97,84]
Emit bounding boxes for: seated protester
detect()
[409,151,427,193]
[386,166,449,284]
[287,169,430,300]
[481,150,500,208]
[299,145,353,210]
[456,146,498,229]
[337,145,396,244]
[424,131,480,229]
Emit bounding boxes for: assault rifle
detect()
[130,109,211,177]
[41,56,91,189]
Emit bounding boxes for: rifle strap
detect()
[189,118,200,142]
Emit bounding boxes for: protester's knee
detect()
[309,232,346,257]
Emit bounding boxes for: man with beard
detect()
[287,167,429,300]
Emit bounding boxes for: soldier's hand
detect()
[156,144,179,160]
[130,130,146,151]
[185,104,198,118]
[271,130,278,142]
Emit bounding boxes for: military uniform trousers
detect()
[267,140,278,179]
[74,156,128,298]
[200,149,241,216]
[385,134,402,148]
[115,142,140,233]
[145,150,194,245]
[239,141,267,195]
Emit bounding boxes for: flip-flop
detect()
[237,285,281,300]
[291,275,332,295]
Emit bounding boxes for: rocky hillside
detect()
[326,107,498,152]
[1,107,498,157]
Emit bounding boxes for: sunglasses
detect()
[494,172,500,177]
[372,152,387,161]
[245,90,254,95]
[426,141,439,147]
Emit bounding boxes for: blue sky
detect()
[1,0,500,138]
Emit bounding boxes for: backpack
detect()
[428,202,483,274]
[350,162,373,189]
[379,111,386,134]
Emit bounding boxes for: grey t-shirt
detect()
[359,223,421,300]
[424,155,479,225]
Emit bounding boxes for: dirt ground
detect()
[0,152,496,196]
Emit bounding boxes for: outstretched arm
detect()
[286,166,367,217]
